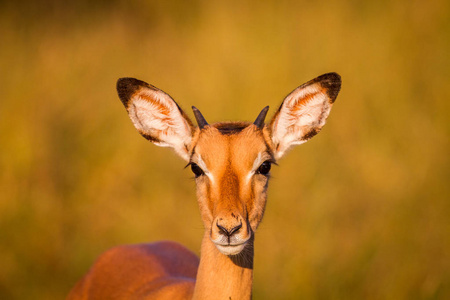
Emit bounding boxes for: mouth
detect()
[214,242,247,256]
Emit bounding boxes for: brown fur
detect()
[67,242,199,300]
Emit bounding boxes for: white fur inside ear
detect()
[272,83,332,159]
[127,89,192,161]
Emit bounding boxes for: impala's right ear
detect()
[269,73,341,159]
[117,78,194,161]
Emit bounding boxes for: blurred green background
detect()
[1,0,449,299]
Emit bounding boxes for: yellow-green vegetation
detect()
[0,1,449,299]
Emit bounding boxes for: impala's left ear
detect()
[269,72,341,159]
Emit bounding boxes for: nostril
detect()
[229,223,242,236]
[216,223,230,236]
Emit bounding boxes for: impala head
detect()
[117,73,341,256]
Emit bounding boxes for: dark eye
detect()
[256,161,271,175]
[190,163,205,178]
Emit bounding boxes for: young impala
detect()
[67,72,341,300]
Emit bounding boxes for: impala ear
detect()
[117,78,194,161]
[269,73,341,159]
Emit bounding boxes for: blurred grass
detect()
[0,0,449,299]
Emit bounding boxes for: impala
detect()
[67,72,341,300]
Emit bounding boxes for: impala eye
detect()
[190,163,205,178]
[256,161,272,175]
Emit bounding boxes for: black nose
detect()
[216,222,242,237]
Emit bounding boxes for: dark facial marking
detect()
[215,123,249,135]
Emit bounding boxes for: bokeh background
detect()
[1,0,449,299]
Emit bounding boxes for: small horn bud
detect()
[192,106,209,129]
[253,106,269,129]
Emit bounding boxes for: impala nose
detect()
[216,222,242,237]
[211,214,251,255]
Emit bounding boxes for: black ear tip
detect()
[321,72,341,81]
[116,77,151,107]
[317,72,341,87]
[318,72,341,103]
[117,78,140,107]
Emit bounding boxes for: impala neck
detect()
[192,232,254,300]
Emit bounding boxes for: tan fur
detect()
[68,73,341,300]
